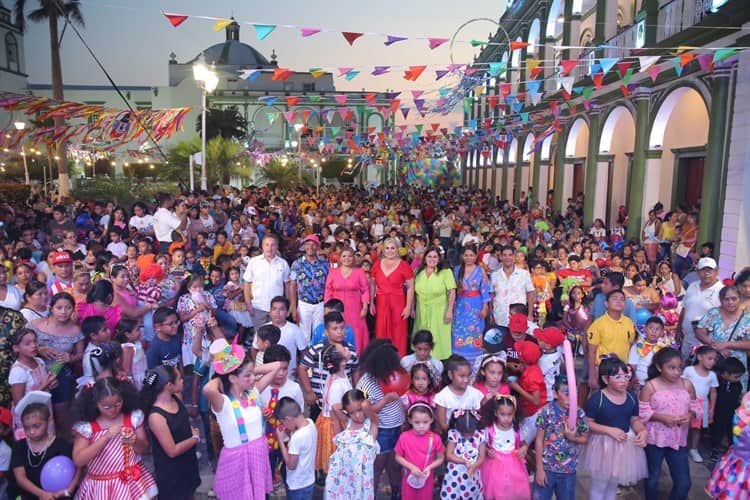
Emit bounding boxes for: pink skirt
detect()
[481,452,530,500]
[214,437,273,500]
[579,432,648,485]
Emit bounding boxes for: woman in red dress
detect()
[370,238,414,356]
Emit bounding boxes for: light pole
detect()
[14,121,29,185]
[293,123,303,185]
[317,140,325,196]
[193,55,218,191]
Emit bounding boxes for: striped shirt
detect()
[299,341,358,399]
[356,373,405,429]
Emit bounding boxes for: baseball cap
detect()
[534,327,565,348]
[508,313,528,333]
[50,251,73,265]
[697,257,717,270]
[302,234,320,246]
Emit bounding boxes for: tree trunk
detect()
[48,14,70,200]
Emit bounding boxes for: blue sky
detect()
[24,0,502,100]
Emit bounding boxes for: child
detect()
[261,344,305,479]
[682,344,718,463]
[254,324,281,367]
[711,356,746,462]
[10,402,81,500]
[479,395,530,500]
[71,377,157,499]
[535,327,564,405]
[401,364,437,410]
[80,316,112,379]
[115,319,147,390]
[440,409,486,499]
[140,365,201,499]
[580,356,648,500]
[9,328,56,439]
[434,356,484,433]
[473,353,510,403]
[176,275,215,370]
[628,316,672,389]
[146,307,181,369]
[315,345,352,476]
[325,389,380,499]
[508,340,547,445]
[639,347,698,500]
[76,342,123,391]
[223,266,253,330]
[534,375,589,500]
[706,391,750,497]
[400,330,444,386]
[394,403,445,500]
[274,397,318,499]
[0,406,10,500]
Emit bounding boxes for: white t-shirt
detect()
[213,392,263,448]
[681,280,723,343]
[628,345,656,386]
[434,385,483,418]
[400,354,443,384]
[152,207,181,243]
[682,365,719,400]
[322,375,352,418]
[252,321,309,376]
[106,241,127,259]
[286,419,317,490]
[8,357,47,391]
[129,214,154,234]
[538,349,562,403]
[0,285,23,311]
[260,379,304,411]
[242,255,290,311]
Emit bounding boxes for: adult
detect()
[370,237,414,356]
[20,281,49,325]
[451,245,491,363]
[0,305,26,408]
[197,201,218,246]
[625,272,661,311]
[654,260,683,298]
[586,289,637,390]
[61,231,86,261]
[47,204,75,242]
[153,193,187,254]
[679,257,723,357]
[674,214,698,278]
[641,209,661,271]
[289,234,329,340]
[76,279,122,333]
[129,201,154,237]
[47,250,74,296]
[13,263,33,297]
[695,285,750,388]
[413,246,457,360]
[490,245,534,327]
[243,234,291,332]
[324,248,370,354]
[735,267,750,311]
[0,265,22,311]
[29,292,84,438]
[658,211,680,262]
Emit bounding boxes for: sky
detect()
[22,0,503,125]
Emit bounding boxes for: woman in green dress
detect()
[413,246,456,360]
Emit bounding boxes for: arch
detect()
[522,133,534,158]
[541,135,553,161]
[546,0,565,39]
[5,33,18,73]
[565,117,589,157]
[598,104,636,223]
[508,137,518,162]
[511,36,523,70]
[367,113,384,131]
[527,19,541,57]
[599,104,635,153]
[649,85,709,149]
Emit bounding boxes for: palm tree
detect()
[196,106,248,141]
[167,136,249,187]
[258,158,312,190]
[14,0,84,200]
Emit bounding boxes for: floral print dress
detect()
[324,418,380,500]
[451,266,492,364]
[440,428,484,499]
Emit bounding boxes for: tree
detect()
[258,158,313,190]
[14,0,84,200]
[196,106,248,141]
[167,136,248,187]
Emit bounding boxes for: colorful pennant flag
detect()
[530,67,544,79]
[342,32,364,46]
[300,27,321,37]
[428,37,449,49]
[403,65,427,81]
[401,107,410,119]
[435,70,449,80]
[238,69,261,81]
[599,58,619,75]
[344,70,359,81]
[334,95,347,105]
[337,67,354,76]
[648,64,661,82]
[309,68,326,79]
[163,12,189,28]
[286,96,300,107]
[213,19,233,31]
[560,60,578,76]
[253,24,276,40]
[372,66,390,76]
[510,41,530,51]
[364,93,377,105]
[713,48,737,64]
[271,68,293,81]
[488,62,507,77]
[679,53,696,67]
[384,35,407,46]
[470,39,487,47]
[616,61,632,78]
[638,56,660,73]
[592,73,604,89]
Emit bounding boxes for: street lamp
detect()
[193,55,218,191]
[293,122,303,184]
[14,121,29,185]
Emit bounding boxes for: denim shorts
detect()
[377,425,402,453]
[286,484,314,500]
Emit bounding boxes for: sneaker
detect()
[689,448,703,463]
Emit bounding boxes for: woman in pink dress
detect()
[325,248,370,354]
[370,238,414,356]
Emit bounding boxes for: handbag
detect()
[406,433,433,489]
[713,311,746,362]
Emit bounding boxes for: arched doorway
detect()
[599,105,636,226]
[564,117,589,206]
[521,134,534,201]
[506,137,518,199]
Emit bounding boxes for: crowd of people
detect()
[0,183,747,500]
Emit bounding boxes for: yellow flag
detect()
[310,69,326,79]
[213,19,233,31]
[474,85,484,97]
[526,58,541,73]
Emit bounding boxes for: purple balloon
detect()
[40,456,75,492]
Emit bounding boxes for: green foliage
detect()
[166,136,249,186]
[258,158,313,190]
[72,177,178,206]
[196,107,248,141]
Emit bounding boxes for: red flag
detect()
[592,73,604,89]
[560,60,578,76]
[403,65,427,81]
[431,123,440,132]
[342,32,364,46]
[620,85,629,97]
[488,95,499,108]
[616,61,632,78]
[510,41,530,51]
[390,99,401,113]
[364,93,377,105]
[301,110,312,123]
[680,53,696,67]
[272,68,293,81]
[286,96,300,107]
[163,12,189,27]
[529,67,544,79]
[499,83,511,99]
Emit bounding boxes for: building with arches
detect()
[462,0,749,276]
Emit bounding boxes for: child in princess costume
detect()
[707,391,750,498]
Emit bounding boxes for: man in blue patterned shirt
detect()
[289,234,329,340]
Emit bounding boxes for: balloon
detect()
[380,368,410,396]
[562,339,578,430]
[41,456,75,492]
[635,308,652,326]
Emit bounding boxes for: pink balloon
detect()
[563,339,578,429]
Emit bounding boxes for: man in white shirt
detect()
[152,193,187,253]
[680,257,724,357]
[243,234,291,331]
[491,245,535,326]
[252,296,308,375]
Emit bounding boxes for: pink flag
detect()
[411,90,424,99]
[428,37,449,49]
[300,27,321,37]
[648,64,660,82]
[334,95,348,105]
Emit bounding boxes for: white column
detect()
[594,159,610,222]
[641,152,663,223]
[539,163,550,207]
[562,161,574,204]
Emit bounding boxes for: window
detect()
[135,102,152,110]
[5,33,18,72]
[302,83,315,92]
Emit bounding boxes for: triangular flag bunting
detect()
[390,99,401,112]
[474,86,484,97]
[384,35,407,46]
[286,96,300,107]
[510,41,530,51]
[560,76,574,94]
[447,63,463,72]
[333,95,347,105]
[488,62,507,77]
[599,58,619,75]
[672,56,684,76]
[621,68,634,85]
[470,40,487,47]
[620,85,630,97]
[415,124,424,134]
[301,110,312,123]
[213,19,233,31]
[526,58,541,74]
[488,95,499,108]
[401,107,410,119]
[308,95,322,103]
[560,60,578,76]
[428,37,449,49]
[309,68,326,79]
[300,27,321,37]
[680,53,695,67]
[592,73,604,90]
[344,70,360,81]
[713,48,737,64]
[526,80,541,94]
[342,32,363,46]
[253,24,276,40]
[616,61,632,78]
[330,126,341,136]
[267,112,277,125]
[435,70,449,80]
[337,67,354,76]
[648,64,661,82]
[411,90,424,99]
[499,83,511,99]
[465,68,477,76]
[372,66,390,76]
[239,69,261,81]
[530,67,544,79]
[638,56,660,73]
[283,111,297,124]
[259,96,278,106]
[271,68,293,81]
[163,12,189,28]
[529,92,543,106]
[364,93,377,105]
[572,86,584,95]
[697,54,714,72]
[589,63,602,76]
[520,112,529,124]
[404,65,427,81]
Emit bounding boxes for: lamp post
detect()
[193,55,218,191]
[293,122,303,185]
[14,121,29,185]
[317,140,325,196]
